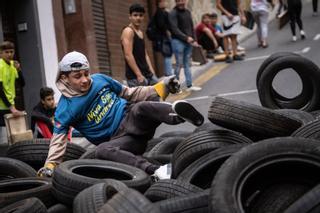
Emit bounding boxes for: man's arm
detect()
[14,61,25,87]
[120,85,158,102]
[145,50,156,75]
[37,132,68,177]
[237,0,246,24]
[45,133,69,165]
[0,82,12,107]
[203,27,218,48]
[121,27,145,83]
[0,82,22,116]
[16,70,25,87]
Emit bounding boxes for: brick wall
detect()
[53,0,155,81]
[103,0,154,81]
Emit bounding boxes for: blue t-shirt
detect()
[214,24,223,33]
[54,74,127,144]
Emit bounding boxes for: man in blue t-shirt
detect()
[37,51,204,178]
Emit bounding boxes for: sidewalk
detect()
[167,4,279,102]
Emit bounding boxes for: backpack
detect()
[146,17,159,41]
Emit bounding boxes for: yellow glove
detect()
[154,75,180,100]
[37,162,57,178]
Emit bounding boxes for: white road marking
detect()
[298,47,311,54]
[314,34,320,41]
[244,55,270,62]
[216,89,258,97]
[185,96,209,101]
[244,47,311,62]
[185,89,258,101]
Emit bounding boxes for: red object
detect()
[36,121,53,139]
[195,22,216,40]
[36,121,72,142]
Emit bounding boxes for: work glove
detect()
[154,75,180,100]
[37,162,56,178]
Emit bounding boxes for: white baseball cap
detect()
[59,51,90,72]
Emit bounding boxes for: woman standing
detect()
[287,0,306,41]
[251,0,274,48]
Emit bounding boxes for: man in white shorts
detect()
[217,0,246,63]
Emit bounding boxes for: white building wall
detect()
[36,0,60,100]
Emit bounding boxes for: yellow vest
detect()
[0,59,18,110]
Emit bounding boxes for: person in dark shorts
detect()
[121,3,158,87]
[217,0,246,63]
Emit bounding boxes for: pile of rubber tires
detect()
[2,101,320,212]
[257,52,320,111]
[2,53,320,212]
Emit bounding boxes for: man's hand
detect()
[37,162,56,178]
[13,60,21,71]
[191,41,200,47]
[187,37,194,44]
[154,75,180,100]
[241,15,247,25]
[164,75,180,94]
[137,75,146,84]
[227,13,234,21]
[9,106,23,117]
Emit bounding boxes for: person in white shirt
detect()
[250,0,275,48]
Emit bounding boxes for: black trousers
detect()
[95,101,183,174]
[198,34,216,51]
[288,0,303,36]
[0,110,10,126]
[314,0,318,12]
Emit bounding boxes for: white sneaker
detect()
[217,47,224,54]
[313,12,318,17]
[153,164,171,180]
[237,45,245,51]
[186,86,202,92]
[300,30,306,40]
[292,36,297,42]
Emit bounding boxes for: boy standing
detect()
[0,41,24,143]
[121,4,158,87]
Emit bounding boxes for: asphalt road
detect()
[155,1,320,137]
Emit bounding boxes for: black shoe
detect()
[225,55,233,63]
[172,100,204,126]
[206,52,214,59]
[233,55,244,61]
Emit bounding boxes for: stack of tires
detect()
[0,139,86,212]
[257,52,320,111]
[206,96,320,213]
[3,51,320,212]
